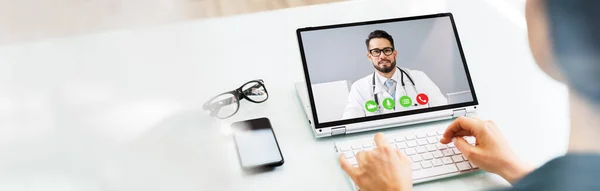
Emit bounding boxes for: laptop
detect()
[294,13,479,138]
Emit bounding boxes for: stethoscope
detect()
[371,66,424,112]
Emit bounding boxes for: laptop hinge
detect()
[331,126,346,135]
[452,108,467,117]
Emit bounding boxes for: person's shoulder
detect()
[350,74,372,88]
[507,153,600,191]
[403,68,425,75]
[402,68,429,79]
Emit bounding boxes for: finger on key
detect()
[453,137,476,157]
[441,116,478,144]
[356,150,368,166]
[339,154,360,181]
[395,149,408,160]
[374,132,390,148]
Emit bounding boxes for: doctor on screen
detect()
[342,30,448,119]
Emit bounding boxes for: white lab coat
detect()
[342,68,448,119]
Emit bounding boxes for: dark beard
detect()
[374,60,396,73]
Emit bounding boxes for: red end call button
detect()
[416,93,429,105]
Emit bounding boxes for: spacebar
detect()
[413,164,459,180]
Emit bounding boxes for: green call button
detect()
[399,96,412,108]
[365,100,378,113]
[382,98,395,110]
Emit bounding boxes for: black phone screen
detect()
[232,117,284,169]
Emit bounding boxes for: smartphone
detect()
[231,117,284,171]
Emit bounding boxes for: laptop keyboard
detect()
[334,128,479,187]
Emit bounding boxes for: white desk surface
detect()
[0,0,570,190]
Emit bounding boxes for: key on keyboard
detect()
[334,128,480,189]
[416,146,427,154]
[406,140,418,147]
[396,142,407,149]
[405,148,417,155]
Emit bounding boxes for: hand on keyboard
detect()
[339,133,413,191]
[440,116,535,183]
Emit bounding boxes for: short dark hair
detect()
[365,30,395,49]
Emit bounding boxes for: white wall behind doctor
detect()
[301,16,472,96]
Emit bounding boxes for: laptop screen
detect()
[297,13,478,128]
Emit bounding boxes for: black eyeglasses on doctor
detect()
[203,79,269,119]
[369,47,394,57]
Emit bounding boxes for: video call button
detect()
[365,100,378,112]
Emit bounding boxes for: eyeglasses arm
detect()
[203,96,237,116]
